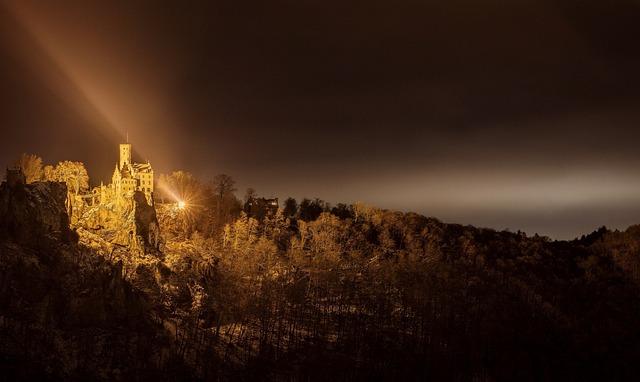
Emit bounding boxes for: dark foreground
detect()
[1,180,640,381]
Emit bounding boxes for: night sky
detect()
[2,0,640,239]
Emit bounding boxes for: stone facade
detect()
[111,143,154,204]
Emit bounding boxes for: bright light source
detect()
[177,200,186,209]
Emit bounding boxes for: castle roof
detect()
[120,162,133,178]
[132,162,153,173]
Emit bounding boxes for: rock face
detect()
[76,191,163,257]
[0,177,167,380]
[0,179,76,246]
[133,191,162,253]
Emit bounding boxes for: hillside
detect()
[1,178,640,381]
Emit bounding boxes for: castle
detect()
[110,143,154,204]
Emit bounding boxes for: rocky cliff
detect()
[76,190,163,257]
[0,179,169,380]
[133,191,163,253]
[0,180,76,246]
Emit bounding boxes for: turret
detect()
[119,143,132,169]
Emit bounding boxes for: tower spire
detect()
[126,130,129,143]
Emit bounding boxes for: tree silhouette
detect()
[283,197,298,218]
[211,174,240,235]
[15,153,43,183]
[298,198,325,221]
[244,187,257,203]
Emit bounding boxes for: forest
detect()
[1,154,640,381]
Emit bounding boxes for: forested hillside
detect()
[1,171,640,381]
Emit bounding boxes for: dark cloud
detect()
[2,0,640,238]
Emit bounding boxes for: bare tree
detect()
[244,187,257,203]
[157,171,211,237]
[211,174,239,234]
[44,161,89,195]
[158,170,205,203]
[15,153,43,183]
[213,174,237,201]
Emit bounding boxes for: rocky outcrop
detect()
[0,174,168,380]
[133,191,162,253]
[76,191,163,258]
[0,179,77,246]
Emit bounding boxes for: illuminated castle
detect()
[111,143,154,203]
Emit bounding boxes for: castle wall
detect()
[108,143,154,205]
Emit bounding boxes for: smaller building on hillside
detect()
[244,197,278,220]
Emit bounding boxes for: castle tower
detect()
[119,143,132,169]
[110,142,154,205]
